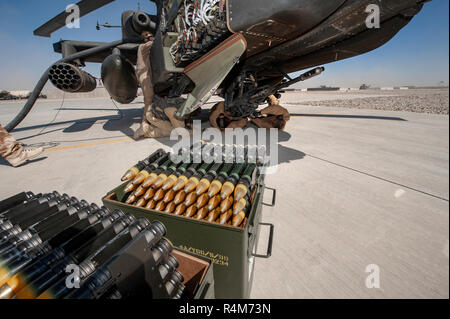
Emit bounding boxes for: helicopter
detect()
[4,0,428,132]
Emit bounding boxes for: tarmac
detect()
[0,91,448,299]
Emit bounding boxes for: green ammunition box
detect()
[103,170,275,299]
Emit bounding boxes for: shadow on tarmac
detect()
[290,113,407,121]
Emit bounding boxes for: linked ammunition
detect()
[159,255,179,282]
[161,162,191,191]
[195,163,224,196]
[196,194,209,209]
[164,202,176,214]
[143,187,156,201]
[145,200,157,210]
[0,210,124,298]
[207,195,221,212]
[154,201,166,212]
[131,185,147,198]
[184,205,198,218]
[206,208,221,222]
[174,204,187,216]
[0,205,100,265]
[165,270,185,298]
[184,192,198,207]
[135,197,147,208]
[163,189,176,204]
[234,163,257,202]
[125,194,137,205]
[120,149,166,181]
[0,194,70,230]
[37,218,151,299]
[141,157,172,189]
[153,189,166,202]
[219,210,233,225]
[220,163,247,200]
[124,153,170,193]
[232,211,246,227]
[172,163,201,191]
[0,192,36,214]
[173,190,187,205]
[206,163,235,198]
[172,284,187,299]
[233,196,251,216]
[219,196,234,214]
[152,238,173,265]
[184,162,213,193]
[194,207,209,220]
[64,222,169,300]
[0,196,80,242]
[13,214,135,299]
[152,161,184,190]
[0,192,59,219]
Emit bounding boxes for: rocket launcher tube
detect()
[38,219,153,299]
[0,211,123,298]
[13,215,135,299]
[184,162,214,193]
[220,163,247,200]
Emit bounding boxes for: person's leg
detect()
[0,125,43,167]
[134,42,155,140]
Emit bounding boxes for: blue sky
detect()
[0,0,448,90]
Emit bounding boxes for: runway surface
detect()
[0,91,448,298]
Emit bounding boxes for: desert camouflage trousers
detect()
[134,41,186,139]
[0,124,22,161]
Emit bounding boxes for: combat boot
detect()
[7,146,44,167]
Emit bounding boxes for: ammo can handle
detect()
[252,223,274,259]
[262,187,276,207]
